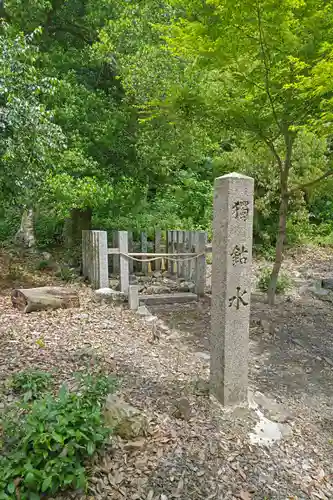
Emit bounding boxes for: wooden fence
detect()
[82,229,208,296]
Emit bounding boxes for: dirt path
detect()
[0,247,333,499]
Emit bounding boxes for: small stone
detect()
[109,279,120,290]
[136,305,152,317]
[104,394,149,439]
[139,276,152,283]
[95,287,115,296]
[172,397,191,421]
[95,288,125,303]
[179,282,195,293]
[260,319,271,334]
[145,285,171,295]
[195,379,210,395]
[322,278,333,290]
[195,351,210,361]
[75,313,89,320]
[323,356,333,367]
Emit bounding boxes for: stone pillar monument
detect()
[210,173,254,406]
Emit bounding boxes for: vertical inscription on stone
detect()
[230,244,248,265]
[232,200,250,220]
[210,173,254,407]
[228,287,248,309]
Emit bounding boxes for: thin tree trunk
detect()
[267,190,288,305]
[15,208,36,248]
[267,132,294,305]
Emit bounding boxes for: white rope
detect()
[117,252,205,263]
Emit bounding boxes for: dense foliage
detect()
[1,0,333,298]
[0,372,115,499]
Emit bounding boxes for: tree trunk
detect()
[15,208,36,248]
[267,133,294,305]
[63,208,92,267]
[267,191,288,305]
[11,286,80,313]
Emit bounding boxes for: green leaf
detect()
[24,390,33,402]
[7,483,15,494]
[41,476,52,492]
[51,432,64,443]
[29,493,40,500]
[87,441,95,456]
[25,472,35,487]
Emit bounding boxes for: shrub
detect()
[0,373,116,498]
[35,211,64,249]
[257,267,292,294]
[11,370,53,402]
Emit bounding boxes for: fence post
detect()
[183,231,191,280]
[91,231,108,289]
[176,231,184,278]
[112,231,120,275]
[128,285,139,310]
[119,231,129,293]
[189,231,196,281]
[167,231,172,274]
[141,231,148,275]
[195,231,207,297]
[128,231,134,274]
[154,230,161,272]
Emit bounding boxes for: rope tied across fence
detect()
[116,252,206,263]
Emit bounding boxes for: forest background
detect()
[2,0,333,301]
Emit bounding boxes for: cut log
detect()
[11,287,80,313]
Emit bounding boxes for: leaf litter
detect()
[0,247,333,499]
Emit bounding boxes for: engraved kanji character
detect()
[228,287,248,310]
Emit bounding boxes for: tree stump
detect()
[11,287,80,313]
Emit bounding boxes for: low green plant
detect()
[257,267,292,294]
[36,259,53,271]
[11,370,53,402]
[55,266,76,282]
[0,373,116,499]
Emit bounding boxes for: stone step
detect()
[139,293,197,305]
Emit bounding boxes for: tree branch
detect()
[288,169,333,195]
[257,131,283,173]
[256,0,283,137]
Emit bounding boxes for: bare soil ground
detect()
[0,247,332,499]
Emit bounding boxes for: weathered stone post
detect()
[119,231,129,293]
[210,173,254,406]
[141,231,148,275]
[112,231,120,275]
[195,231,207,297]
[154,230,162,272]
[128,285,139,310]
[82,230,108,289]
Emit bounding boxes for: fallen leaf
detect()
[239,491,251,500]
[124,439,146,450]
[147,490,154,500]
[238,467,247,480]
[176,477,184,492]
